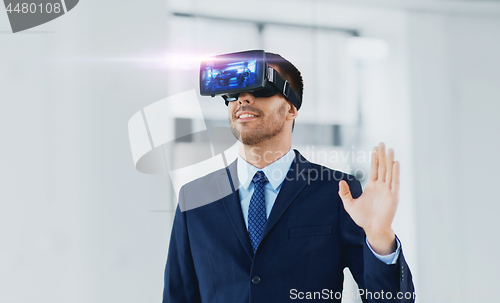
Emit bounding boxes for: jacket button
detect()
[251,276,261,284]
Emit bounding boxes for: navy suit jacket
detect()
[163,150,414,302]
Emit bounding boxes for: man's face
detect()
[228,91,290,146]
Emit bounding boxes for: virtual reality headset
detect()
[199,50,301,110]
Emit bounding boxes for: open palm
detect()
[339,142,399,254]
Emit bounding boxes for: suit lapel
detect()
[218,160,254,259]
[261,150,311,242]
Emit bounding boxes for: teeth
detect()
[239,114,257,119]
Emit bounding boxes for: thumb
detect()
[338,180,354,206]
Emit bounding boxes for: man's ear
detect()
[286,102,298,121]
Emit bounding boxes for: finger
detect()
[338,180,354,207]
[369,146,378,181]
[378,142,387,182]
[391,161,400,193]
[385,148,395,185]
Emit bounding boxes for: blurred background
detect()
[1,0,500,302]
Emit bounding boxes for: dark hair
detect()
[265,52,303,110]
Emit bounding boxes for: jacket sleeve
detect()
[340,178,415,303]
[162,187,201,303]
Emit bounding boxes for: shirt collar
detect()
[237,148,295,192]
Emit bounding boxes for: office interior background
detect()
[1,0,499,302]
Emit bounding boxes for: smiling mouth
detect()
[236,112,260,121]
[238,114,258,119]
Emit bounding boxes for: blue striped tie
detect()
[248,171,268,253]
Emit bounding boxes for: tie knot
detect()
[252,171,268,184]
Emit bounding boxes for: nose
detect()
[237,92,254,105]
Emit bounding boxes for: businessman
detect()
[163,52,414,302]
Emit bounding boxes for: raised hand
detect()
[338,142,399,255]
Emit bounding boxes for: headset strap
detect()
[267,67,301,110]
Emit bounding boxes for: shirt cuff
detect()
[365,236,401,265]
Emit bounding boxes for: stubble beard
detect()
[230,103,287,146]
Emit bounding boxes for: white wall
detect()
[408,10,500,302]
[0,1,172,302]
